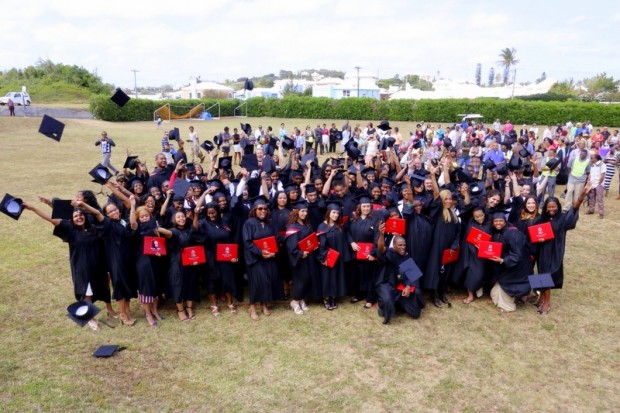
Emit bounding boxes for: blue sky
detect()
[2,0,618,88]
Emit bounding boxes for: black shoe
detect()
[433,296,443,308]
[441,293,449,303]
[330,297,337,310]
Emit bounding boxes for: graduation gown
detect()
[452,218,491,292]
[271,207,292,282]
[535,207,579,289]
[307,199,325,231]
[422,197,461,291]
[401,205,433,274]
[242,217,284,304]
[346,215,381,299]
[166,227,200,302]
[53,220,110,303]
[97,217,136,301]
[316,222,348,297]
[376,249,425,324]
[198,218,237,296]
[285,223,320,300]
[132,219,161,299]
[490,226,532,297]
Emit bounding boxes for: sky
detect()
[2,0,619,89]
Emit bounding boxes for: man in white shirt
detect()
[187,125,204,163]
[587,154,606,218]
[493,119,501,132]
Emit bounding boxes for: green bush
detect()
[89,95,620,126]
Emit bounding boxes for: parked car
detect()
[0,92,31,106]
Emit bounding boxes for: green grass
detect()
[0,116,619,412]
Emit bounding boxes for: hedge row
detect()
[90,95,620,126]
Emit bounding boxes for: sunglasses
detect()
[256,207,268,211]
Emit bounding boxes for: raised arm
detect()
[73,200,104,222]
[128,196,138,230]
[23,201,61,226]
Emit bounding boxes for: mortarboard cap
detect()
[218,156,233,171]
[301,153,317,168]
[381,177,395,187]
[201,140,215,152]
[283,182,299,193]
[528,273,555,289]
[411,139,422,150]
[246,177,261,198]
[377,120,392,131]
[398,257,423,284]
[206,179,224,192]
[281,136,295,150]
[110,88,130,107]
[240,123,252,135]
[470,182,483,195]
[168,127,180,141]
[89,164,112,184]
[443,137,453,148]
[51,199,74,220]
[495,163,508,175]
[546,158,561,171]
[361,167,376,177]
[483,159,496,170]
[325,199,343,211]
[354,190,372,205]
[123,156,139,170]
[455,168,472,184]
[508,157,523,171]
[66,300,100,327]
[249,195,269,207]
[290,200,309,210]
[0,193,24,220]
[38,114,65,142]
[241,154,259,172]
[243,79,254,91]
[305,184,317,194]
[128,176,145,189]
[93,344,126,358]
[172,179,191,199]
[345,140,361,160]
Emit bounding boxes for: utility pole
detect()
[354,66,361,97]
[511,68,517,99]
[131,69,139,98]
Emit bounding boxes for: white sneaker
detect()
[299,300,309,312]
[88,319,100,331]
[290,300,303,315]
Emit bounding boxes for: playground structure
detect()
[154,102,221,122]
[234,101,247,117]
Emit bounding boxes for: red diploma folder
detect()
[339,215,349,228]
[441,247,460,265]
[396,284,416,293]
[253,236,278,254]
[477,241,503,259]
[143,236,167,256]
[298,232,319,252]
[385,218,406,235]
[181,246,206,266]
[325,248,340,268]
[216,243,238,262]
[356,242,373,260]
[466,227,491,247]
[372,204,385,211]
[528,222,555,243]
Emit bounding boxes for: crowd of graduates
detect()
[13,117,606,329]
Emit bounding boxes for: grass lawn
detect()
[0,115,619,412]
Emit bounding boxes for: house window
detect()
[342,90,350,97]
[197,92,202,98]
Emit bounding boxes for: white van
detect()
[0,92,31,106]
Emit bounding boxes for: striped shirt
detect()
[96,138,115,153]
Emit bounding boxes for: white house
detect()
[313,70,380,100]
[181,78,234,99]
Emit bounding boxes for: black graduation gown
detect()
[346,215,380,301]
[307,199,325,231]
[132,219,161,299]
[422,197,461,292]
[53,220,110,303]
[316,222,348,297]
[490,226,532,297]
[198,219,237,296]
[165,227,200,302]
[242,217,284,304]
[535,207,579,289]
[231,198,252,301]
[285,223,320,300]
[376,249,425,324]
[452,218,491,292]
[271,207,292,282]
[97,217,136,301]
[401,205,433,274]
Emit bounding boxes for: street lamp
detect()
[354,66,361,97]
[131,69,139,98]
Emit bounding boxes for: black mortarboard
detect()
[240,123,252,135]
[241,154,259,171]
[518,148,530,158]
[495,163,508,175]
[398,257,423,284]
[51,199,74,220]
[206,179,225,192]
[325,199,343,211]
[362,167,376,177]
[281,136,295,150]
[411,139,422,150]
[283,182,299,193]
[333,169,345,181]
[185,162,196,172]
[523,163,533,177]
[110,88,130,107]
[528,273,555,289]
[93,345,126,358]
[172,179,191,198]
[301,153,317,168]
[483,159,496,170]
[305,184,317,194]
[218,156,233,171]
[354,191,372,205]
[443,137,453,148]
[0,193,24,220]
[128,176,145,189]
[66,300,100,327]
[290,200,309,210]
[546,158,561,171]
[38,114,65,142]
[454,168,472,184]
[508,157,523,171]
[89,164,112,184]
[246,177,261,198]
[123,156,139,170]
[249,195,269,207]
[381,177,395,187]
[470,182,483,195]
[492,210,507,220]
[269,136,279,148]
[348,165,359,175]
[243,79,254,91]
[377,120,392,131]
[201,140,215,152]
[214,134,222,146]
[379,137,395,151]
[345,140,361,160]
[168,127,180,141]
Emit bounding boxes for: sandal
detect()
[323,299,331,310]
[290,300,304,315]
[462,297,475,304]
[177,309,189,321]
[120,315,136,326]
[364,302,373,309]
[186,305,196,320]
[350,297,360,304]
[210,305,220,317]
[228,304,237,314]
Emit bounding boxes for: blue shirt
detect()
[483,149,505,164]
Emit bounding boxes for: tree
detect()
[548,80,578,97]
[404,74,433,91]
[497,47,519,85]
[475,63,482,86]
[583,73,619,93]
[488,67,495,86]
[536,72,547,83]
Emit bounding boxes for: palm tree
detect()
[497,47,519,85]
